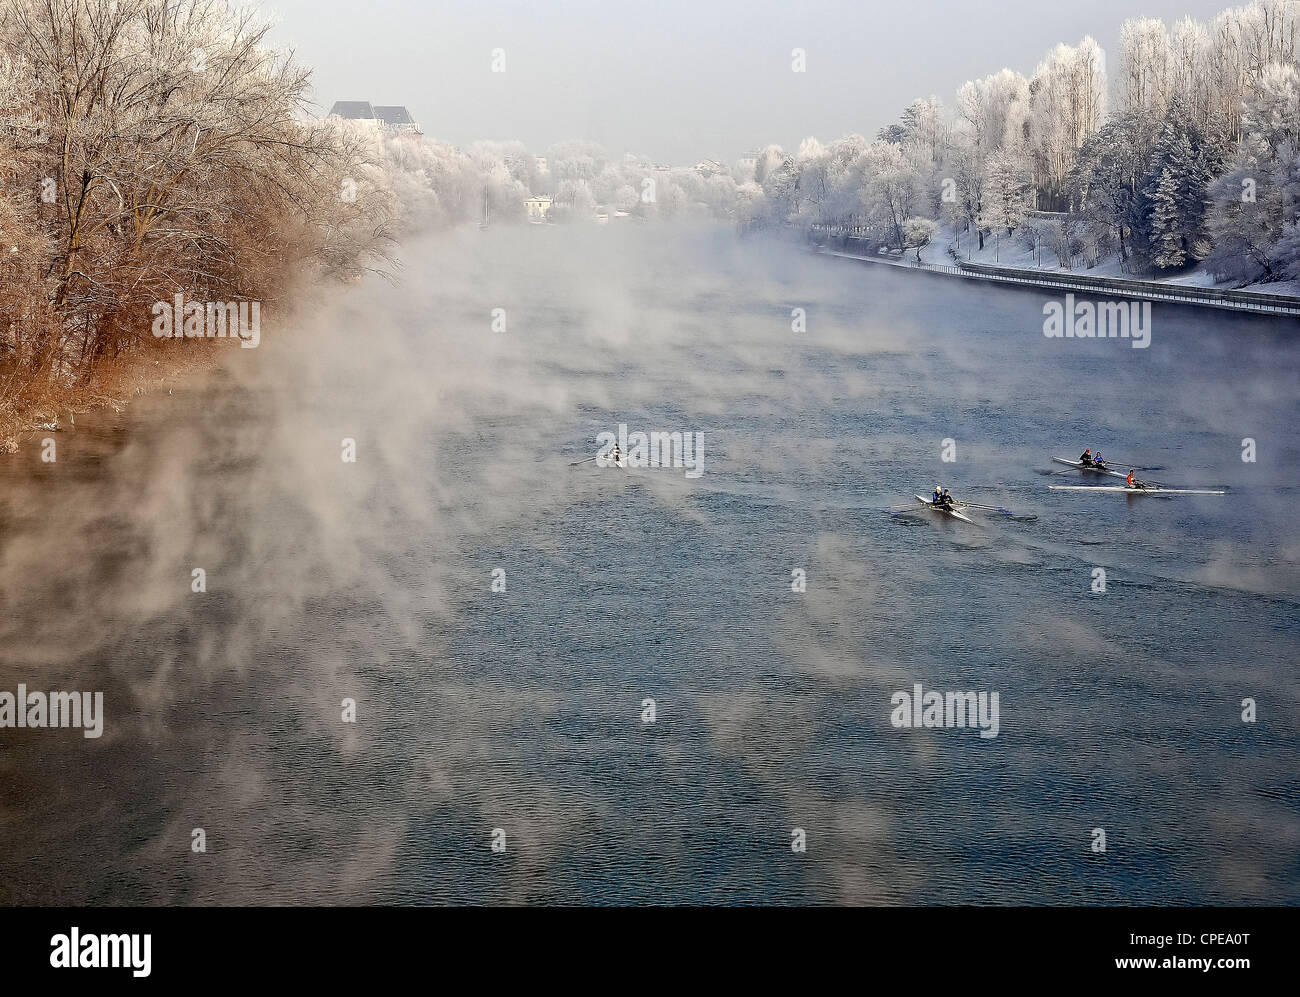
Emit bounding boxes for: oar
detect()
[568,455,600,466]
[1103,457,1162,470]
[957,501,1014,514]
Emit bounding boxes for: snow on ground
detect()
[902,227,1300,298]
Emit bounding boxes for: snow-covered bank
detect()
[909,231,1300,300]
[812,238,1300,316]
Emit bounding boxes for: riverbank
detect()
[809,235,1300,317]
[0,341,222,454]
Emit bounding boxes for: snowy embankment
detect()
[912,234,1300,299]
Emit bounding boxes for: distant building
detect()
[694,159,724,176]
[328,100,421,135]
[534,156,549,173]
[328,101,378,126]
[735,152,759,181]
[374,105,421,134]
[525,195,552,222]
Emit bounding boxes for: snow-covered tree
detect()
[1243,63,1300,155]
[1069,113,1151,264]
[950,149,987,250]
[1142,113,1214,270]
[1117,18,1172,117]
[985,149,1033,233]
[955,70,1030,158]
[1203,155,1290,282]
[902,217,939,261]
[860,141,922,249]
[1028,37,1107,209]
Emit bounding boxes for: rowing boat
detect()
[1050,457,1128,479]
[1048,485,1226,495]
[915,495,974,522]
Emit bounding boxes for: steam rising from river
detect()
[1,224,1297,903]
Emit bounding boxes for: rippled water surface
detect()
[1,226,1297,904]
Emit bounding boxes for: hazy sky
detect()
[264,0,1236,162]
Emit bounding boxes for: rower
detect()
[939,487,954,510]
[932,485,943,505]
[1126,468,1144,489]
[1093,451,1105,468]
[610,443,622,465]
[1079,447,1093,465]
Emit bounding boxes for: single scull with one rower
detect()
[1048,485,1226,495]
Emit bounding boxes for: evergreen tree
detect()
[1142,114,1212,271]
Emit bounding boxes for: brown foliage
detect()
[0,0,394,445]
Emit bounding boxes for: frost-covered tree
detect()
[860,141,922,249]
[950,149,987,250]
[1243,63,1300,155]
[754,145,786,187]
[1015,216,1055,265]
[1204,145,1300,282]
[955,70,1030,158]
[760,155,801,223]
[1142,113,1214,270]
[1028,37,1107,209]
[1117,18,1172,117]
[1169,17,1212,132]
[985,149,1033,234]
[1069,112,1152,265]
[553,178,597,221]
[902,217,939,261]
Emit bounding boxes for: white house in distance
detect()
[328,101,421,135]
[534,156,548,173]
[525,194,552,223]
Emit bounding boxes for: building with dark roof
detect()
[328,101,377,121]
[328,101,421,135]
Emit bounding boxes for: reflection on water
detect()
[1,225,1297,904]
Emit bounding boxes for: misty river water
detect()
[1,224,1297,904]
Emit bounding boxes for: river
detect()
[1,223,1296,904]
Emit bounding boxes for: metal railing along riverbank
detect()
[809,233,1300,317]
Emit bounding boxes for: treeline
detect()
[748,0,1300,284]
[0,0,394,444]
[357,133,754,232]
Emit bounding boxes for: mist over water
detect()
[1,224,1297,904]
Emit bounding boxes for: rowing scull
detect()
[1050,457,1128,479]
[1048,485,1226,495]
[915,495,974,522]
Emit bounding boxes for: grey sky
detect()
[265,0,1236,163]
